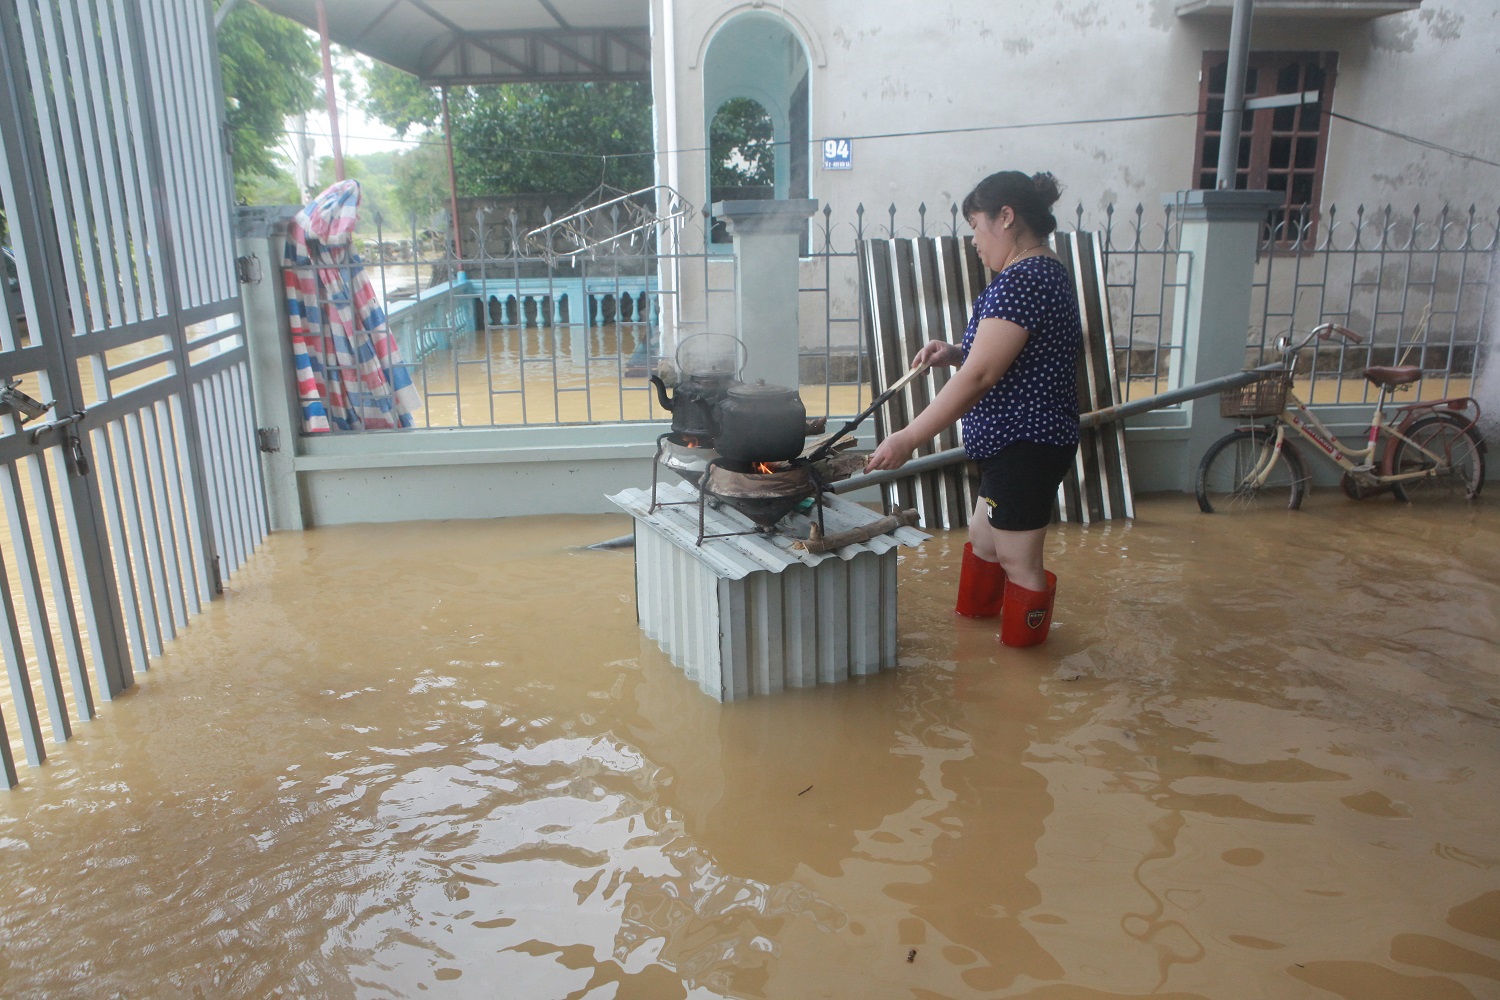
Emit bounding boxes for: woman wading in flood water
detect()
[864,170,1081,646]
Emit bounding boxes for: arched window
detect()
[702,15,810,247]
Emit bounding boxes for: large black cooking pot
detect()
[714,380,807,463]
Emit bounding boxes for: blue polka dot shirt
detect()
[959,255,1082,459]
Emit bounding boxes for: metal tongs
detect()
[806,360,934,463]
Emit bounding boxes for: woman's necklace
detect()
[1002,242,1048,272]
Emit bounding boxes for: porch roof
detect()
[1175,0,1422,17]
[250,0,651,85]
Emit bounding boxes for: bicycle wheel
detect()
[1196,427,1308,513]
[1388,414,1485,502]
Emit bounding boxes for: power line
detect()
[261,105,1500,173]
[266,109,1202,161]
[1327,111,1500,170]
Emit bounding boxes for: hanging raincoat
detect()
[283,179,422,431]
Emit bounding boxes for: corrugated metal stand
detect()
[609,485,928,702]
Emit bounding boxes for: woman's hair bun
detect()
[1030,172,1063,208]
[961,169,1064,237]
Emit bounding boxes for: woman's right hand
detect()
[912,340,962,369]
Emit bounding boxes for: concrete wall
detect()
[295,424,677,524]
[249,415,1379,526]
[652,0,1498,223]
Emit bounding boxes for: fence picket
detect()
[0,460,70,742]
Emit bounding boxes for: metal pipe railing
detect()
[828,364,1282,495]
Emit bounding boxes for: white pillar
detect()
[712,199,818,389]
[1171,189,1284,487]
[235,206,306,531]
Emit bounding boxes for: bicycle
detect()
[1195,322,1486,513]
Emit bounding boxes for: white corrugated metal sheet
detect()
[608,485,927,575]
[608,486,928,701]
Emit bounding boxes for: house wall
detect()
[654,0,1498,224]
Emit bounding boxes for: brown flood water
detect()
[1,493,1498,999]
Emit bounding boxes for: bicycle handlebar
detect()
[1278,322,1364,362]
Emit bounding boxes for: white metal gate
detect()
[0,0,265,786]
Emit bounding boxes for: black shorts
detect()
[976,440,1077,531]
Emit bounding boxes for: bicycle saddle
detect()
[1362,365,1422,387]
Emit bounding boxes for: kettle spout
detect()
[647,374,675,411]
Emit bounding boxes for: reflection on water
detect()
[1,495,1497,998]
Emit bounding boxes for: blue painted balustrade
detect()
[384,274,658,365]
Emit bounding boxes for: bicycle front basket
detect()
[1219,373,1291,418]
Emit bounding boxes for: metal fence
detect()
[319,199,882,430]
[1089,204,1188,400]
[339,205,676,429]
[307,198,1492,433]
[1078,200,1498,407]
[333,199,1191,430]
[1253,204,1498,402]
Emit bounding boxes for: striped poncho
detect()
[283,179,421,432]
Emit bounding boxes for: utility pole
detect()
[292,111,315,199]
[315,0,345,182]
[1215,0,1254,190]
[442,87,464,259]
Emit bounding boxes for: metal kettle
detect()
[714,379,808,463]
[648,369,737,441]
[648,333,747,443]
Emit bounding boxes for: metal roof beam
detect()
[418,29,650,85]
[349,0,402,47]
[533,32,611,76]
[535,0,570,29]
[405,2,535,79]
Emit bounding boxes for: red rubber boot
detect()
[1000,571,1057,647]
[955,543,1006,618]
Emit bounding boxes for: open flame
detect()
[754,461,777,475]
[680,433,708,448]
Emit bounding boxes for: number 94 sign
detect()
[823,138,852,170]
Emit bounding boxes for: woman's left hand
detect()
[864,429,914,472]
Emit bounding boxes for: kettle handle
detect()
[675,333,748,379]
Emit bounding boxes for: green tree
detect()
[710,98,774,188]
[356,65,654,196]
[237,171,301,206]
[359,60,442,137]
[388,145,452,225]
[216,1,320,199]
[453,82,653,194]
